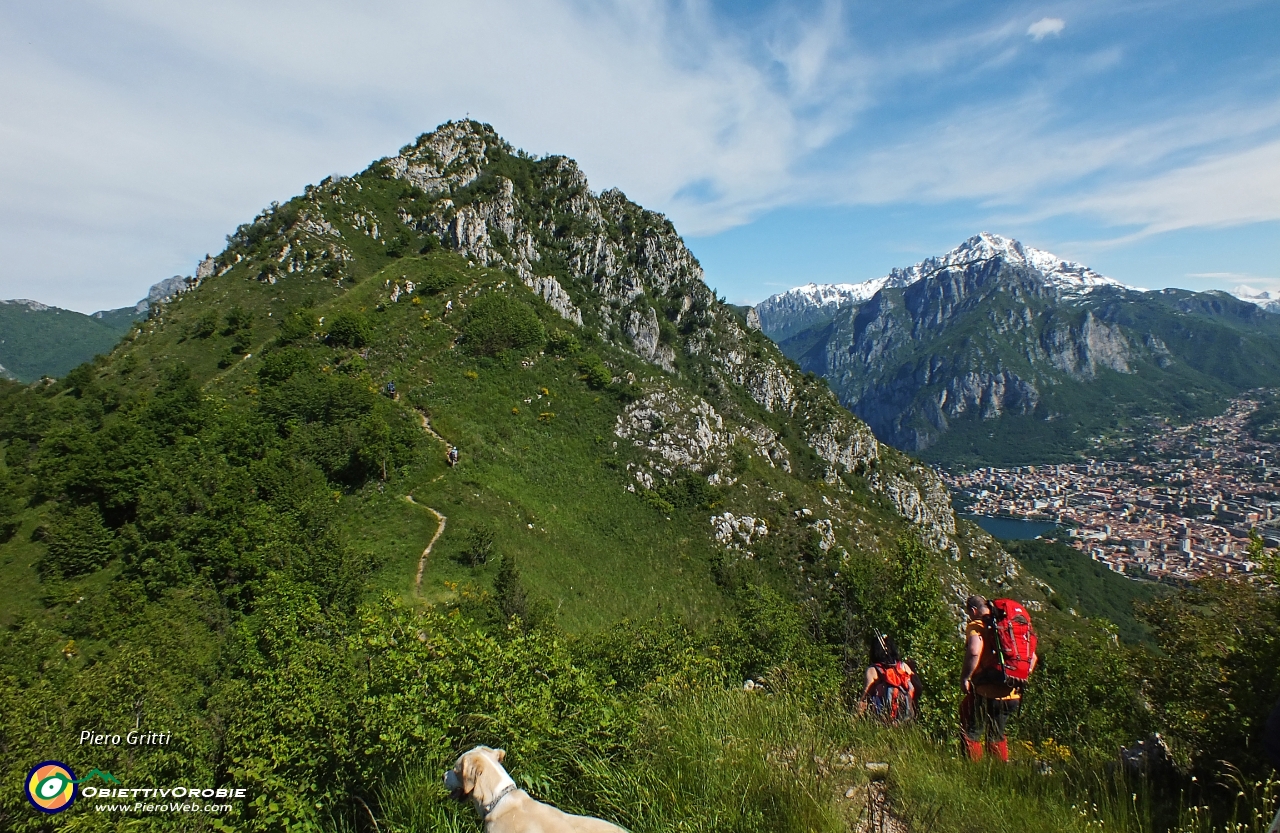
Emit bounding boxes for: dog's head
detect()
[443,745,507,802]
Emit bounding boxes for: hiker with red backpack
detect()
[960,595,1038,762]
[860,633,920,724]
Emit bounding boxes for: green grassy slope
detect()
[0,301,138,381]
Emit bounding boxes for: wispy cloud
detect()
[1027,17,1066,40]
[0,0,1276,310]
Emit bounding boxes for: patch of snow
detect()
[1228,285,1280,313]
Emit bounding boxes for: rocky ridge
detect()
[196,119,959,551]
[371,122,958,549]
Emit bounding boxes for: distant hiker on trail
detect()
[445,300,453,314]
[960,595,1038,763]
[446,445,459,467]
[859,633,919,724]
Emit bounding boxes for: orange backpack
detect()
[873,662,915,722]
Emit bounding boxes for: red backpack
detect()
[981,598,1038,688]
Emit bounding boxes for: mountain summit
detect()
[758,234,1280,465]
[755,233,1123,342]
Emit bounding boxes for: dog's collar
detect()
[481,782,519,818]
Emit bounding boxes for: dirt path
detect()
[851,781,907,833]
[416,409,446,444]
[405,409,449,591]
[404,495,446,591]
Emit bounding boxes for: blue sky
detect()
[1,0,1277,312]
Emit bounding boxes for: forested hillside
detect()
[0,122,1276,833]
[0,300,140,382]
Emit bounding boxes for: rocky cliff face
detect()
[760,235,1280,463]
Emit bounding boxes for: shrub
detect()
[276,311,314,344]
[326,312,371,349]
[460,293,545,357]
[494,554,547,628]
[386,233,410,258]
[231,330,254,355]
[416,267,460,295]
[191,311,218,339]
[257,349,313,386]
[547,329,581,355]
[577,352,611,389]
[462,525,494,567]
[224,305,253,334]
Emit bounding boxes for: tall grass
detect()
[1172,773,1280,833]
[363,686,1200,833]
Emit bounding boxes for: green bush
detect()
[191,311,218,338]
[224,304,253,334]
[276,310,315,344]
[326,312,372,349]
[547,329,581,355]
[416,266,460,295]
[461,524,494,567]
[577,352,612,389]
[460,293,545,357]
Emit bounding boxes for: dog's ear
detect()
[494,748,506,763]
[461,753,481,795]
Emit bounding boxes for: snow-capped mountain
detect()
[1228,285,1280,314]
[753,277,913,341]
[883,232,1126,296]
[757,232,1280,464]
[754,232,1127,342]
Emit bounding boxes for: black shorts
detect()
[961,691,1018,742]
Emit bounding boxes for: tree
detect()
[39,504,115,577]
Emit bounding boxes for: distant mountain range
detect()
[0,272,204,382]
[754,233,1280,466]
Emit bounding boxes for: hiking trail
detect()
[404,496,446,590]
[406,409,448,591]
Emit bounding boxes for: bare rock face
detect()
[710,512,769,551]
[625,306,677,373]
[614,387,792,481]
[384,122,496,195]
[1042,310,1131,378]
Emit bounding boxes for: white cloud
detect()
[1068,139,1280,235]
[0,1,1275,311]
[0,0,878,309]
[1027,17,1065,41]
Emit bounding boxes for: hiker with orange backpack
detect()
[959,595,1038,762]
[860,633,919,724]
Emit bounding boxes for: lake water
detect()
[960,514,1060,540]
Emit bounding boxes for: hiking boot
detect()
[986,739,1009,763]
[963,738,984,761]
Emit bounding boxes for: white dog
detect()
[443,745,628,833]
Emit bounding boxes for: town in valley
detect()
[944,392,1280,581]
